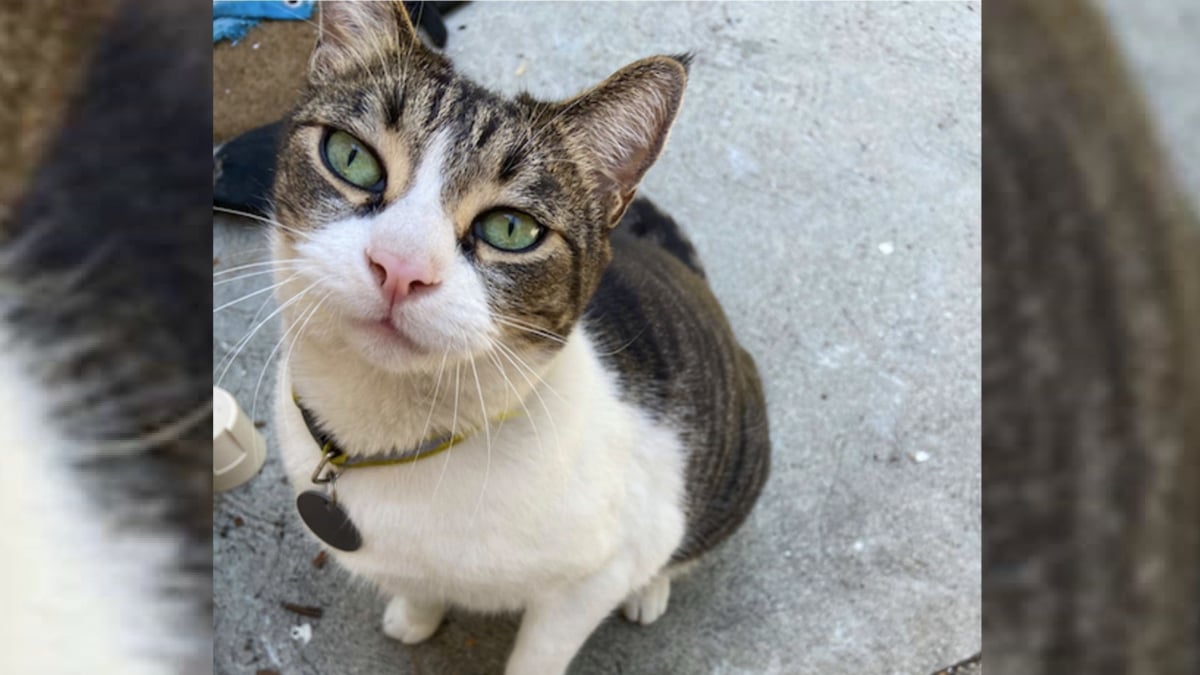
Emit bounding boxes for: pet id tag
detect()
[297,450,362,551]
[297,489,363,552]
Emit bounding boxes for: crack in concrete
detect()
[930,651,982,674]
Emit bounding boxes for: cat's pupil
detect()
[347,147,358,166]
[507,216,516,238]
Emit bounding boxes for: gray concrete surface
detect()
[214,3,981,673]
[1098,1,1200,210]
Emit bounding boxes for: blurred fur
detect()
[984,2,1200,672]
[0,0,211,672]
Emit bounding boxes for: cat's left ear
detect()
[309,0,420,77]
[559,55,690,227]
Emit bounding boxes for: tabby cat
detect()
[269,2,769,673]
[0,1,211,672]
[984,1,1200,673]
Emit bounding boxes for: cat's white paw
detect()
[621,574,670,625]
[381,595,447,644]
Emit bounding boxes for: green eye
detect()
[475,210,544,252]
[322,129,384,191]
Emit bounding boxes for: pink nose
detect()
[366,249,439,307]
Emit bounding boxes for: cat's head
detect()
[272,0,687,374]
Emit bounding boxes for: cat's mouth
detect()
[355,317,425,353]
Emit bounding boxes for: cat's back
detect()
[585,199,770,563]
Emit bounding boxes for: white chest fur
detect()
[0,331,179,675]
[275,328,688,613]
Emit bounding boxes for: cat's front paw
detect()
[381,595,447,644]
[621,574,670,625]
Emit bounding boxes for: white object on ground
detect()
[213,386,266,491]
[290,624,312,645]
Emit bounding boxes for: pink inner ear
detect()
[565,58,687,207]
[612,141,657,195]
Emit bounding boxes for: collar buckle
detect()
[310,447,342,485]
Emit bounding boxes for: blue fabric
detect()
[213,0,315,44]
[213,17,258,44]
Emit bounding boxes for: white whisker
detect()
[493,313,569,339]
[493,342,563,471]
[88,399,213,456]
[213,206,312,241]
[431,358,462,503]
[485,346,543,461]
[492,316,568,345]
[595,326,647,357]
[212,272,299,313]
[493,339,566,403]
[407,348,450,481]
[249,291,332,442]
[214,275,329,386]
[213,266,303,287]
[468,354,492,523]
[211,245,276,266]
[213,259,303,278]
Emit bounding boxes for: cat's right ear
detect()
[558,55,690,227]
[310,0,419,77]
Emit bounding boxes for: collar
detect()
[292,391,517,469]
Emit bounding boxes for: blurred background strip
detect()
[983,1,1200,673]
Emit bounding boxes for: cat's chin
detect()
[344,318,450,375]
[356,318,425,352]
[346,317,438,362]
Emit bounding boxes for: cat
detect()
[268,2,769,673]
[984,1,1200,673]
[0,1,211,673]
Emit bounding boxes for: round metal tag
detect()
[296,490,363,552]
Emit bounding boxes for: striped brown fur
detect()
[984,2,1200,672]
[589,201,770,563]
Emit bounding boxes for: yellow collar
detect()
[293,391,518,469]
